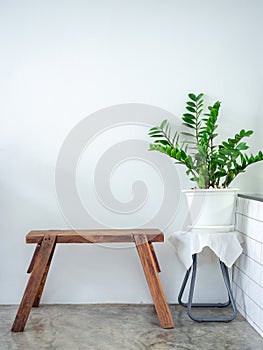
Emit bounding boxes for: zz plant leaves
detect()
[149,93,263,188]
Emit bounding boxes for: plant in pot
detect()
[148,93,263,232]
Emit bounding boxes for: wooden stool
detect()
[11,229,174,332]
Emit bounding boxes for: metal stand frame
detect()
[178,254,237,322]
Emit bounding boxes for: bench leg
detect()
[149,242,161,273]
[33,240,56,307]
[27,242,41,273]
[26,239,57,307]
[11,235,56,332]
[133,234,174,329]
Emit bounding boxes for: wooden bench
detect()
[11,229,174,332]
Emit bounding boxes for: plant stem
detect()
[195,103,199,146]
[162,129,174,148]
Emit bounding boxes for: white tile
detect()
[236,197,248,216]
[247,200,259,220]
[240,234,262,264]
[233,282,244,309]
[256,201,263,222]
[234,283,263,335]
[235,253,262,286]
[237,198,263,222]
[247,319,263,338]
[236,214,263,243]
[235,213,245,233]
[235,213,243,232]
[235,197,242,214]
[233,267,263,308]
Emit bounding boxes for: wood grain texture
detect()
[27,242,41,273]
[26,229,164,244]
[149,242,161,273]
[11,235,56,332]
[32,241,56,307]
[133,234,174,329]
[12,229,171,332]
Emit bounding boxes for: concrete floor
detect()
[1,305,262,350]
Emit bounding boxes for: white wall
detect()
[1,0,263,304]
[233,197,263,337]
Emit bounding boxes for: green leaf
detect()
[182,123,195,129]
[149,92,263,189]
[236,142,249,150]
[181,132,195,138]
[165,145,171,156]
[240,129,245,137]
[165,124,171,136]
[210,109,218,118]
[171,148,177,158]
[190,177,198,182]
[149,144,155,150]
[196,93,204,101]
[244,130,253,137]
[198,175,205,188]
[182,117,195,125]
[148,129,162,134]
[227,138,235,147]
[154,140,170,145]
[215,170,227,177]
[188,93,197,101]
[183,113,195,119]
[149,133,165,138]
[172,132,179,144]
[149,130,161,135]
[160,119,168,129]
[175,150,181,160]
[186,106,196,113]
[181,149,187,160]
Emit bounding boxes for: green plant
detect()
[149,93,263,188]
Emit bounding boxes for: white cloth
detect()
[168,230,243,269]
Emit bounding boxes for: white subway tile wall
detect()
[233,197,263,337]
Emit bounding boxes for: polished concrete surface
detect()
[1,305,262,349]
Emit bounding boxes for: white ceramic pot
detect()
[183,188,239,232]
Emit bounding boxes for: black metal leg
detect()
[178,254,230,308]
[178,254,237,322]
[178,265,192,307]
[219,261,237,321]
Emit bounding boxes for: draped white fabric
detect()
[168,231,243,269]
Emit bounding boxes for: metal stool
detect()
[178,253,237,322]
